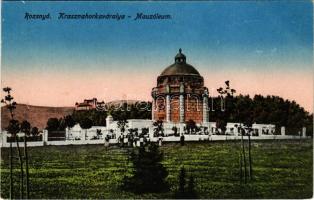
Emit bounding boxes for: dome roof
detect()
[161,63,200,76]
[160,49,200,76]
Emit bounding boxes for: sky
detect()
[1,1,313,112]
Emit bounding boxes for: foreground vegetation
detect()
[1,140,312,199]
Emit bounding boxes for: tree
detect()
[20,121,31,136]
[7,119,20,136]
[185,119,196,135]
[64,115,76,129]
[107,101,151,121]
[305,114,313,138]
[117,118,128,146]
[96,129,102,139]
[20,120,31,198]
[7,119,24,198]
[174,167,198,199]
[31,127,39,136]
[46,118,60,132]
[72,110,107,127]
[153,120,164,137]
[141,128,149,137]
[239,125,247,183]
[243,120,253,180]
[172,126,178,136]
[79,117,93,140]
[127,128,136,147]
[117,118,128,134]
[217,80,237,113]
[180,134,185,146]
[248,129,253,180]
[209,89,311,135]
[122,143,169,193]
[58,118,67,131]
[213,82,312,184]
[239,151,243,183]
[2,87,23,199]
[186,175,198,199]
[175,167,186,198]
[216,119,227,135]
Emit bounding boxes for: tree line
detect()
[210,94,312,135]
[46,94,312,137]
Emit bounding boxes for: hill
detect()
[1,104,74,131]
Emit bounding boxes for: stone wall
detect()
[1,130,310,148]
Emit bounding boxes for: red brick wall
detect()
[154,97,166,121]
[184,97,203,123]
[153,95,203,123]
[170,96,180,122]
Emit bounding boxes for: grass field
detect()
[1,139,313,199]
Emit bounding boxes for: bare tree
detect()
[153,120,164,137]
[1,87,24,198]
[240,126,247,183]
[117,118,128,147]
[21,120,31,198]
[248,130,252,180]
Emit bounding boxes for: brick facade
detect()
[185,97,203,123]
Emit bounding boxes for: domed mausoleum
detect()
[151,49,209,124]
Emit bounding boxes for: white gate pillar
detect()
[43,130,48,144]
[81,130,86,141]
[65,128,69,140]
[302,127,306,137]
[281,126,285,136]
[2,131,8,147]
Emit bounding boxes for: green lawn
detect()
[1,139,312,199]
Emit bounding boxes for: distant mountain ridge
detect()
[1,104,75,131]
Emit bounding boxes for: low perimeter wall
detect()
[1,133,310,148]
[1,141,44,148]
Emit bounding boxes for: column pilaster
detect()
[203,94,209,123]
[166,94,171,122]
[179,83,185,123]
[179,94,184,123]
[152,97,155,121]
